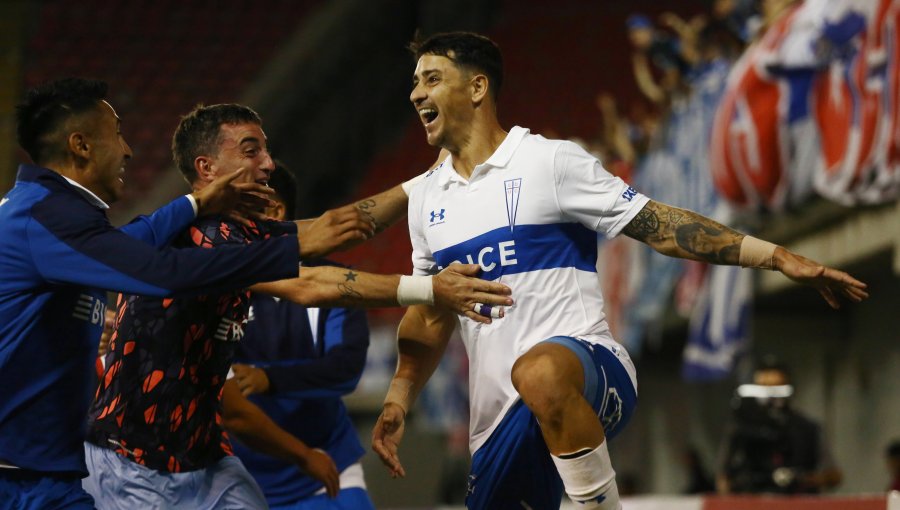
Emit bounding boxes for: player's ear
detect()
[67,132,90,161]
[471,74,489,105]
[194,156,215,183]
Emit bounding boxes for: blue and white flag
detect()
[682,264,752,381]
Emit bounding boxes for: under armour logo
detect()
[621,186,637,202]
[429,209,446,225]
[575,494,607,505]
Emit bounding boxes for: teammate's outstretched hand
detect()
[299,448,340,498]
[372,403,407,478]
[433,264,513,324]
[191,167,275,226]
[297,205,376,259]
[231,363,270,396]
[774,247,868,309]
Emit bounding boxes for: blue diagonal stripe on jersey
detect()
[433,223,597,281]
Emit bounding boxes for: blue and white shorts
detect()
[465,336,638,510]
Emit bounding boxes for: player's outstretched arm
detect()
[350,149,450,233]
[622,200,869,308]
[294,150,448,241]
[372,304,457,478]
[294,204,376,259]
[251,263,513,323]
[220,379,340,497]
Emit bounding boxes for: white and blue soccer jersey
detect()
[408,127,647,454]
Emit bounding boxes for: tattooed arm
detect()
[353,185,409,234]
[622,200,744,264]
[249,263,513,323]
[295,151,447,238]
[622,200,869,308]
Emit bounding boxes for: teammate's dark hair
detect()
[409,31,503,101]
[267,160,299,221]
[15,78,109,165]
[172,103,262,183]
[755,355,791,383]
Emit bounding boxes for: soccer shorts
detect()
[270,487,374,510]
[465,336,638,510]
[82,442,267,509]
[0,469,94,510]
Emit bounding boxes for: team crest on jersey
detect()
[504,178,522,232]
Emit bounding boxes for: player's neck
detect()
[449,119,506,180]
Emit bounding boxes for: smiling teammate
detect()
[371,32,868,510]
[0,78,327,509]
[83,103,512,509]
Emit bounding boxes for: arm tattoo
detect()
[622,206,660,239]
[356,199,388,233]
[336,271,362,303]
[337,283,363,303]
[623,201,743,265]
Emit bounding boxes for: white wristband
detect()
[397,275,434,306]
[400,172,427,196]
[384,378,415,415]
[739,236,778,270]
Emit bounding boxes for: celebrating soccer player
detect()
[371,32,868,510]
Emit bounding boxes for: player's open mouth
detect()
[419,107,439,126]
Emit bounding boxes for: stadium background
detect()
[1,0,899,508]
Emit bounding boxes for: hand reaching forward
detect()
[297,204,376,259]
[433,264,514,324]
[191,167,275,226]
[299,448,340,498]
[230,364,270,396]
[372,403,407,479]
[774,247,868,309]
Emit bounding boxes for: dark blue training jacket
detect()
[0,164,300,474]
[232,290,369,505]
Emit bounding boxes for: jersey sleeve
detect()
[264,306,369,398]
[408,183,439,276]
[27,196,300,297]
[117,195,196,247]
[552,140,649,238]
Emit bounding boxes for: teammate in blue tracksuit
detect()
[0,78,372,509]
[226,165,376,510]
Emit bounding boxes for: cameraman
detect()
[715,359,842,494]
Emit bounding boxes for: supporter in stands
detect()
[627,13,691,105]
[223,163,377,509]
[886,440,900,492]
[372,31,866,510]
[0,77,337,509]
[716,358,843,494]
[83,103,512,509]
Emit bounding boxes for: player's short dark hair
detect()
[409,31,503,101]
[15,77,109,165]
[172,103,262,183]
[268,160,299,221]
